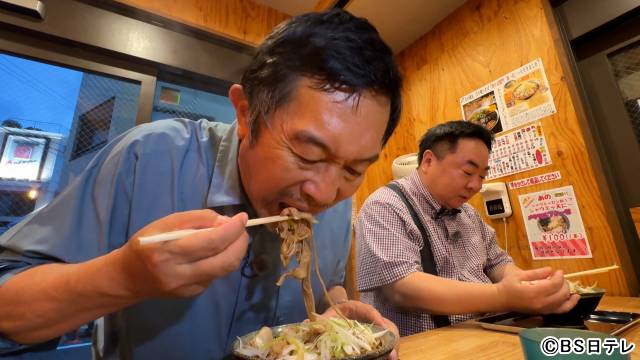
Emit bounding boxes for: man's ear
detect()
[229,84,250,140]
[420,150,434,169]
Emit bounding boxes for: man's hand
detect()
[115,209,249,299]
[320,300,400,360]
[497,267,580,314]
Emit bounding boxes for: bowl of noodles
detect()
[537,214,570,234]
[468,106,499,131]
[233,208,397,359]
[512,80,541,101]
[233,318,397,360]
[543,281,605,326]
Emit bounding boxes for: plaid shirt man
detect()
[356,170,512,336]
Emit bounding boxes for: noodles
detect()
[568,280,599,294]
[275,207,345,322]
[234,208,387,359]
[235,317,388,360]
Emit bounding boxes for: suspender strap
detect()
[385,182,451,328]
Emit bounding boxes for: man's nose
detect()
[467,176,483,193]
[301,166,340,209]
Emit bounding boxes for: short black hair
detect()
[417,120,494,164]
[241,9,402,145]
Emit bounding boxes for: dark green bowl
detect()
[232,323,397,360]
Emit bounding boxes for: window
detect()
[0,53,141,236]
[608,40,640,144]
[71,96,115,159]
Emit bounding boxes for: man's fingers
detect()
[318,301,400,360]
[148,209,223,233]
[337,301,385,326]
[541,270,568,296]
[321,301,386,327]
[537,285,571,312]
[388,349,399,360]
[523,270,566,297]
[168,213,248,262]
[552,294,581,314]
[518,267,553,281]
[187,229,249,281]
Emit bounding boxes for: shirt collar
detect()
[206,121,248,209]
[406,170,461,219]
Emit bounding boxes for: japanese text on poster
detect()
[460,58,556,133]
[508,171,561,190]
[486,122,551,180]
[518,186,592,259]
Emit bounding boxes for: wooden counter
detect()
[399,296,640,359]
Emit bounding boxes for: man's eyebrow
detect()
[353,154,380,164]
[293,130,379,163]
[466,159,490,171]
[292,130,330,154]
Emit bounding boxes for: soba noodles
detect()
[275,207,343,321]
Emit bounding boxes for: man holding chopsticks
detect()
[0,9,401,359]
[356,121,581,337]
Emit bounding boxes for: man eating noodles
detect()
[0,9,401,359]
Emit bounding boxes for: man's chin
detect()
[252,205,275,219]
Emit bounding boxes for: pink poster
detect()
[518,186,592,259]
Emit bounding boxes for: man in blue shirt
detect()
[0,9,402,359]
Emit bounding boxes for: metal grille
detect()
[0,54,140,236]
[609,41,640,144]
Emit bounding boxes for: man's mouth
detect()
[459,195,469,201]
[278,202,314,214]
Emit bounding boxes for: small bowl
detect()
[543,289,605,326]
[232,323,397,360]
[520,328,630,359]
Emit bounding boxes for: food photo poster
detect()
[460,58,556,134]
[518,185,592,260]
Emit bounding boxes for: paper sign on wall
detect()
[486,122,551,180]
[460,58,556,133]
[508,171,561,190]
[518,186,592,259]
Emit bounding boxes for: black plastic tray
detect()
[473,310,640,336]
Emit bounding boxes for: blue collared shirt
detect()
[0,119,352,359]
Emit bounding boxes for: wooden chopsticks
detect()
[138,215,290,245]
[564,264,620,279]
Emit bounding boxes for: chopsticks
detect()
[138,215,290,245]
[563,265,620,279]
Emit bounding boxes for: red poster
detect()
[13,144,33,159]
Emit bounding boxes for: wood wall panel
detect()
[632,208,640,240]
[356,0,635,295]
[115,0,289,46]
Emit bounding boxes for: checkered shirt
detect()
[355,170,513,336]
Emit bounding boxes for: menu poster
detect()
[499,59,556,128]
[460,89,504,134]
[486,122,551,180]
[0,134,48,181]
[518,186,592,260]
[460,58,556,133]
